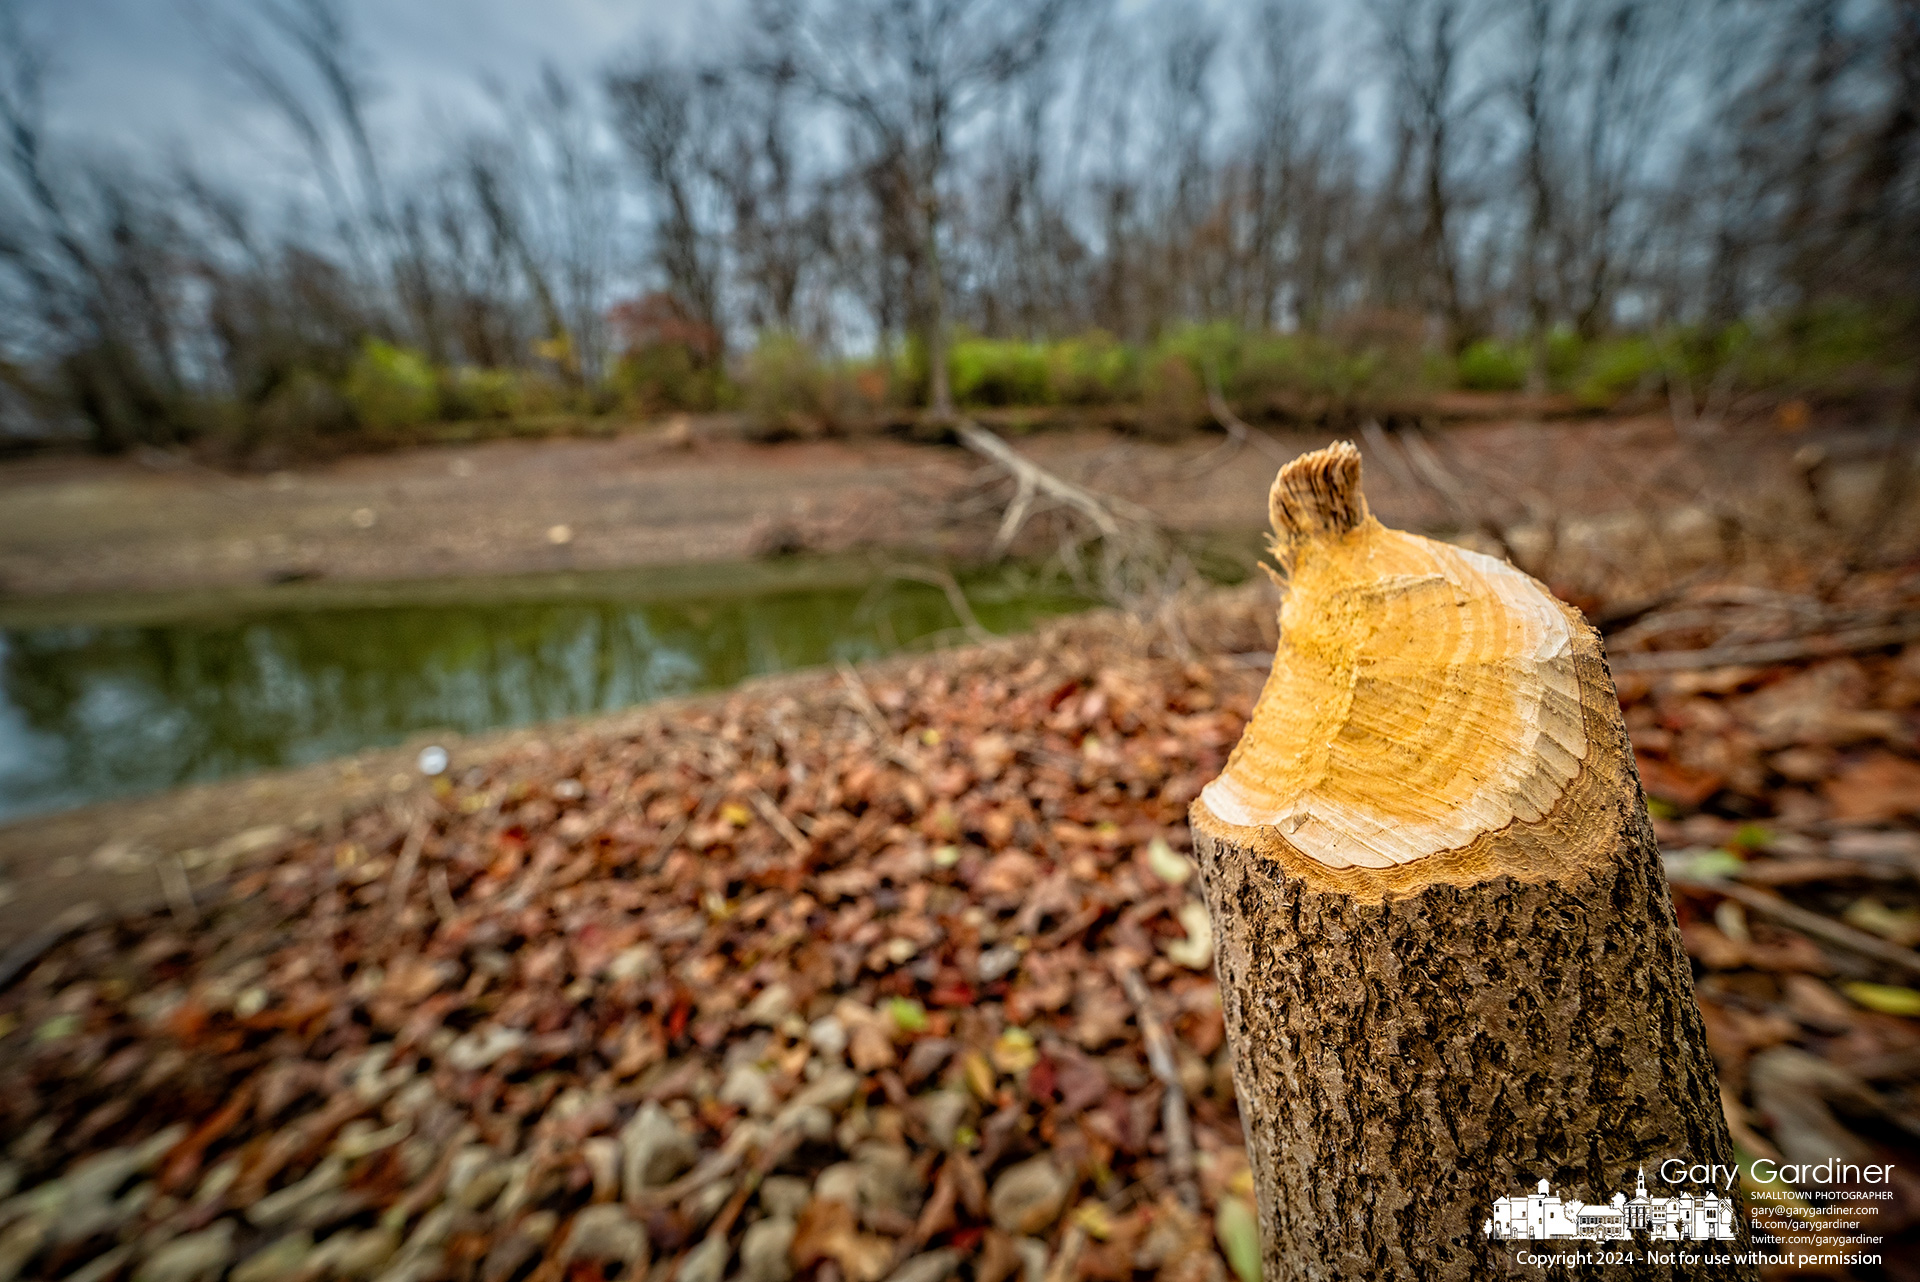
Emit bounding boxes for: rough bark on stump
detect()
[1191,443,1752,1281]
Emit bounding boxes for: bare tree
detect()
[607,57,728,360]
[0,1,183,449]
[3,0,1917,451]
[1366,0,1491,345]
[758,0,1089,416]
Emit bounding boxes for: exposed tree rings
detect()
[1195,633,1632,903]
[1201,527,1596,876]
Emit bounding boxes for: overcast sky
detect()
[23,0,721,172]
[16,0,1393,215]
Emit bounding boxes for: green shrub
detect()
[612,343,728,413]
[1323,309,1433,400]
[1455,339,1528,391]
[1045,331,1137,404]
[1153,321,1244,393]
[206,369,353,466]
[1140,351,1206,431]
[950,338,1051,407]
[1545,329,1584,386]
[1235,331,1394,403]
[259,370,353,440]
[740,332,834,427]
[508,371,578,417]
[891,336,930,408]
[343,339,439,431]
[442,366,518,420]
[1574,336,1662,406]
[1733,304,1911,390]
[1227,332,1301,401]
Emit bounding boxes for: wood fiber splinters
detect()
[1191,442,1752,1281]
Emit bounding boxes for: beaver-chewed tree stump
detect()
[1190,442,1753,1281]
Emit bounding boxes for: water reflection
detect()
[0,571,1088,820]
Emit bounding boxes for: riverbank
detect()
[0,407,1866,610]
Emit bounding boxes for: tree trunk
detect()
[925,199,954,421]
[1190,443,1753,1281]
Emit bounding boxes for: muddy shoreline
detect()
[0,411,1744,608]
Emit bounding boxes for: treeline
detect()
[0,0,1915,457]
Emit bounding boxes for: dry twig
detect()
[748,788,812,857]
[886,564,996,644]
[1114,961,1199,1212]
[1671,878,1920,978]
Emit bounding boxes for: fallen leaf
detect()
[1841,981,1920,1017]
[1146,837,1193,887]
[793,1197,894,1282]
[1214,1196,1261,1282]
[1823,752,1920,822]
[1164,901,1214,970]
[991,1027,1037,1074]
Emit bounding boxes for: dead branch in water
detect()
[885,564,996,644]
[953,419,1200,642]
[954,419,1145,549]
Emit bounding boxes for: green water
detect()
[0,561,1095,821]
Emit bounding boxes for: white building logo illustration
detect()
[1485,1167,1738,1242]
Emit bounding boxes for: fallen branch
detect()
[1670,877,1920,978]
[1356,419,1424,500]
[1609,618,1920,671]
[1113,961,1198,1212]
[886,564,996,644]
[1394,425,1524,565]
[956,419,1156,545]
[1182,370,1291,478]
[953,419,1189,627]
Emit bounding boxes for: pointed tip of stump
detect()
[1269,441,1369,567]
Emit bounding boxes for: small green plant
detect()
[343,339,439,431]
[1455,338,1528,391]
